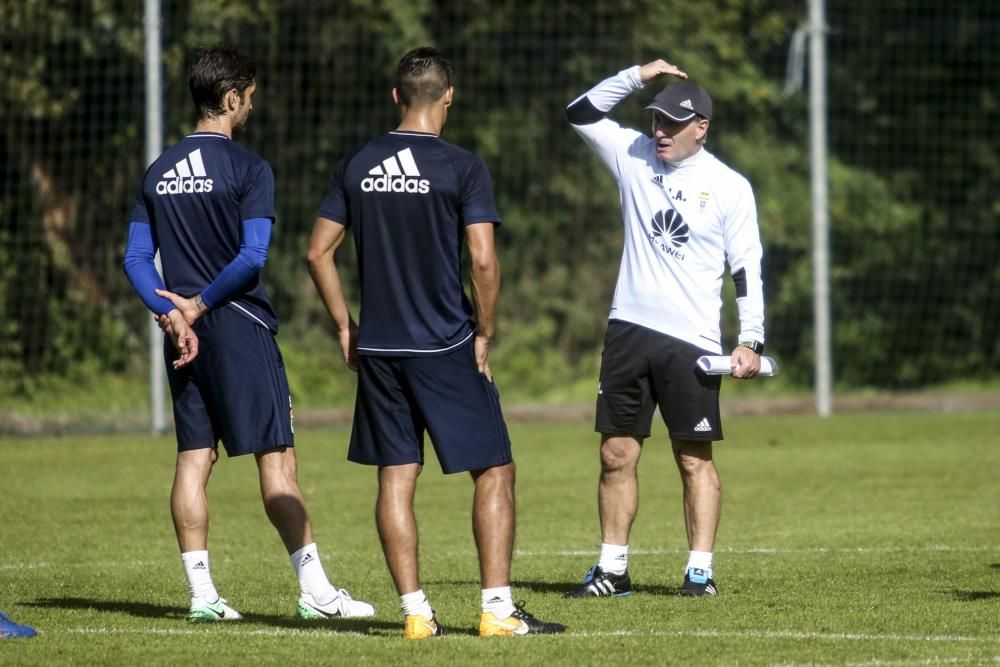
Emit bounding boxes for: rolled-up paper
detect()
[696,355,779,376]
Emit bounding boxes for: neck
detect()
[194,115,235,139]
[396,107,444,136]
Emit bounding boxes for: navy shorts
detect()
[595,320,723,441]
[348,340,512,474]
[165,307,294,457]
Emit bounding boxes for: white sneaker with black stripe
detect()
[564,565,632,598]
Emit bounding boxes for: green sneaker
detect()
[188,597,243,623]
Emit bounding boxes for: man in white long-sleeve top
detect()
[563,60,765,598]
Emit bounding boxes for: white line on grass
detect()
[5,544,996,571]
[511,545,1000,557]
[0,560,167,571]
[572,629,1000,644]
[64,626,1000,645]
[844,657,1000,666]
[68,626,365,638]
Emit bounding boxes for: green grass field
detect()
[2,412,999,665]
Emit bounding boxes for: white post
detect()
[809,0,833,416]
[144,0,167,433]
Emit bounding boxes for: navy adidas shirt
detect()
[319,130,500,356]
[129,132,279,332]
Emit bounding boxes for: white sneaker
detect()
[188,597,243,623]
[297,589,376,619]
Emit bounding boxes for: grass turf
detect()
[1,412,999,665]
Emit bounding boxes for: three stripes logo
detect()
[647,208,689,260]
[361,148,430,194]
[693,417,712,433]
[156,148,214,195]
[650,174,665,189]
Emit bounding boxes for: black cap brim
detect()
[644,103,697,122]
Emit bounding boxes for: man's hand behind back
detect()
[162,309,199,369]
[155,289,208,327]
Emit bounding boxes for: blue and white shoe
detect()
[680,568,718,596]
[0,612,37,638]
[564,565,632,598]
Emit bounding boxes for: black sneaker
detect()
[564,565,632,598]
[680,568,718,596]
[480,601,566,636]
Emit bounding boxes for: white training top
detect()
[569,66,765,354]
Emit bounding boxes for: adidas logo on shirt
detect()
[156,148,214,195]
[650,174,665,189]
[361,148,430,194]
[693,417,712,433]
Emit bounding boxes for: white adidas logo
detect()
[680,99,694,110]
[361,148,430,194]
[693,417,712,433]
[156,148,214,195]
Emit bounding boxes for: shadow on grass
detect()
[26,597,401,633]
[512,579,681,597]
[990,563,1000,569]
[951,590,1000,601]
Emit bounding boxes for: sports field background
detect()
[2,413,998,665]
[3,1,999,430]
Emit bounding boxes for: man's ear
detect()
[224,88,240,113]
[443,86,454,108]
[696,118,710,140]
[392,87,401,107]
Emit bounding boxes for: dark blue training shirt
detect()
[319,130,500,356]
[129,132,279,332]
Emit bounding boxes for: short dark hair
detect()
[188,47,256,119]
[395,47,452,107]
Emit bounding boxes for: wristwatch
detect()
[738,340,764,355]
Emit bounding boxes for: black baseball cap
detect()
[644,82,713,121]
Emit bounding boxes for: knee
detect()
[473,462,515,490]
[674,448,718,484]
[600,439,639,473]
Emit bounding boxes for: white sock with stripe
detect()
[598,543,629,575]
[290,543,338,605]
[481,586,516,618]
[181,550,219,603]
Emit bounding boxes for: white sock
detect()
[400,589,434,620]
[181,550,219,602]
[686,550,713,576]
[481,586,516,618]
[290,543,337,605]
[598,543,629,575]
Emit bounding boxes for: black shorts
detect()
[166,307,294,457]
[348,340,512,474]
[595,320,722,441]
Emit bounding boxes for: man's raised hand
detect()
[638,59,688,85]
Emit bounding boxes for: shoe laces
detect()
[510,600,535,621]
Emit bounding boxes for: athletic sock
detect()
[290,543,338,605]
[686,550,714,578]
[598,542,629,575]
[481,585,516,618]
[400,589,434,621]
[181,550,219,603]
